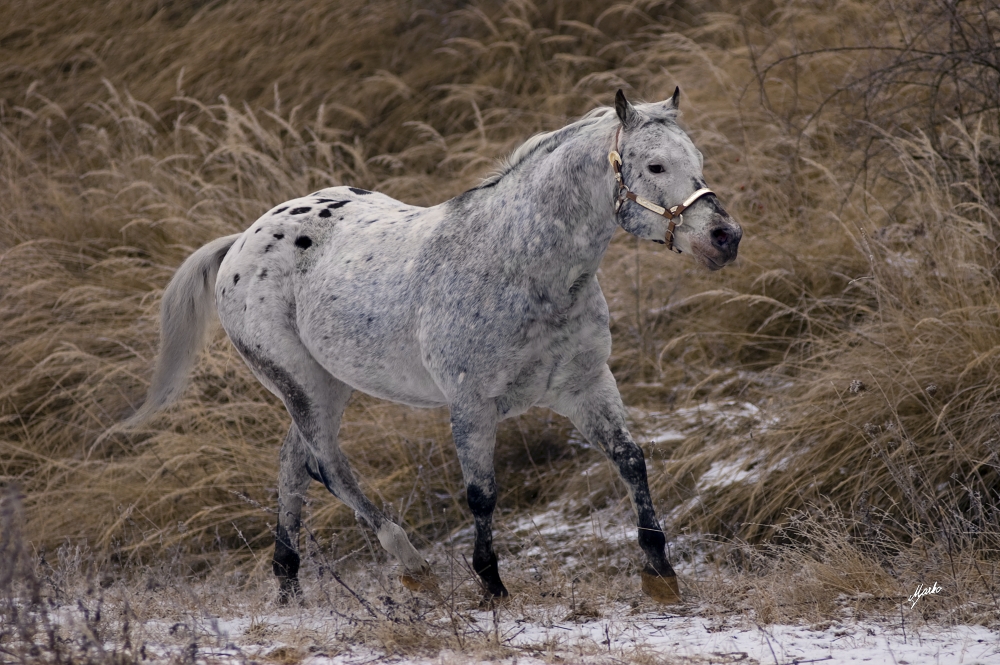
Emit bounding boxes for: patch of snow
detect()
[202,609,1000,665]
[697,455,757,489]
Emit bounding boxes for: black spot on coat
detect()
[348,187,371,195]
[290,207,311,215]
[295,236,313,249]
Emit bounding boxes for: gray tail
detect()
[96,234,240,447]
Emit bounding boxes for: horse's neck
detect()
[494,126,619,276]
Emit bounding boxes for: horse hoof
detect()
[400,570,440,594]
[478,591,510,610]
[277,578,302,605]
[641,570,682,605]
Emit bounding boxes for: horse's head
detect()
[611,89,742,271]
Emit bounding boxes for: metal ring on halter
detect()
[608,127,715,253]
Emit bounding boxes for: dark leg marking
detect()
[452,408,507,599]
[273,523,301,603]
[271,425,313,605]
[606,429,674,578]
[467,482,508,598]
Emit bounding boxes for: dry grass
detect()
[3,0,1000,659]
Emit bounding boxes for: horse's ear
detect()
[615,89,639,128]
[669,86,680,109]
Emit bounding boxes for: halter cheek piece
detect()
[608,127,714,253]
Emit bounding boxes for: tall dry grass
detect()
[2,0,1000,623]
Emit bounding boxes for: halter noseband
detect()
[608,127,714,253]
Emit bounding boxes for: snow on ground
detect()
[116,494,999,665]
[167,605,1000,665]
[23,400,1000,664]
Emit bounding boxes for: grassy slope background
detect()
[2,0,1000,625]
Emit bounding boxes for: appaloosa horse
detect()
[116,89,741,604]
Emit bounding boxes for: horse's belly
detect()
[295,298,446,408]
[316,350,447,408]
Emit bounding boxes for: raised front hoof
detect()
[400,570,440,594]
[641,569,682,605]
[277,577,302,606]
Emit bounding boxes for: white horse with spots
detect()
[116,90,741,604]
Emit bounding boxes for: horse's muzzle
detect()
[703,219,742,270]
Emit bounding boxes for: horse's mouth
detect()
[704,256,727,271]
[692,246,737,271]
[703,255,731,271]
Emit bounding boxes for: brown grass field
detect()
[3,0,1000,661]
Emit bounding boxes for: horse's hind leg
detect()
[273,424,312,604]
[553,365,680,604]
[232,337,432,595]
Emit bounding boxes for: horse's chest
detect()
[480,311,605,417]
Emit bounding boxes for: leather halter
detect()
[608,126,714,253]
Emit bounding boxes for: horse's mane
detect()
[475,101,677,189]
[476,107,613,188]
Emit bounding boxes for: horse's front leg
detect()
[450,403,508,600]
[553,365,681,604]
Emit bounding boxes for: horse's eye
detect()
[648,164,665,174]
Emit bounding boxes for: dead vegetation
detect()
[2,0,1000,660]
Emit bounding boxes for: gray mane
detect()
[477,107,614,188]
[476,101,678,189]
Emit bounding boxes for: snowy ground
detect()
[129,597,1000,665]
[15,401,1000,664]
[99,493,999,665]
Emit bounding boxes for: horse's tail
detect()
[97,234,240,446]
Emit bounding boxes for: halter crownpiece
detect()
[609,127,714,253]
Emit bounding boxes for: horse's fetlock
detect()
[277,576,302,605]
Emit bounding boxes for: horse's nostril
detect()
[711,228,729,249]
